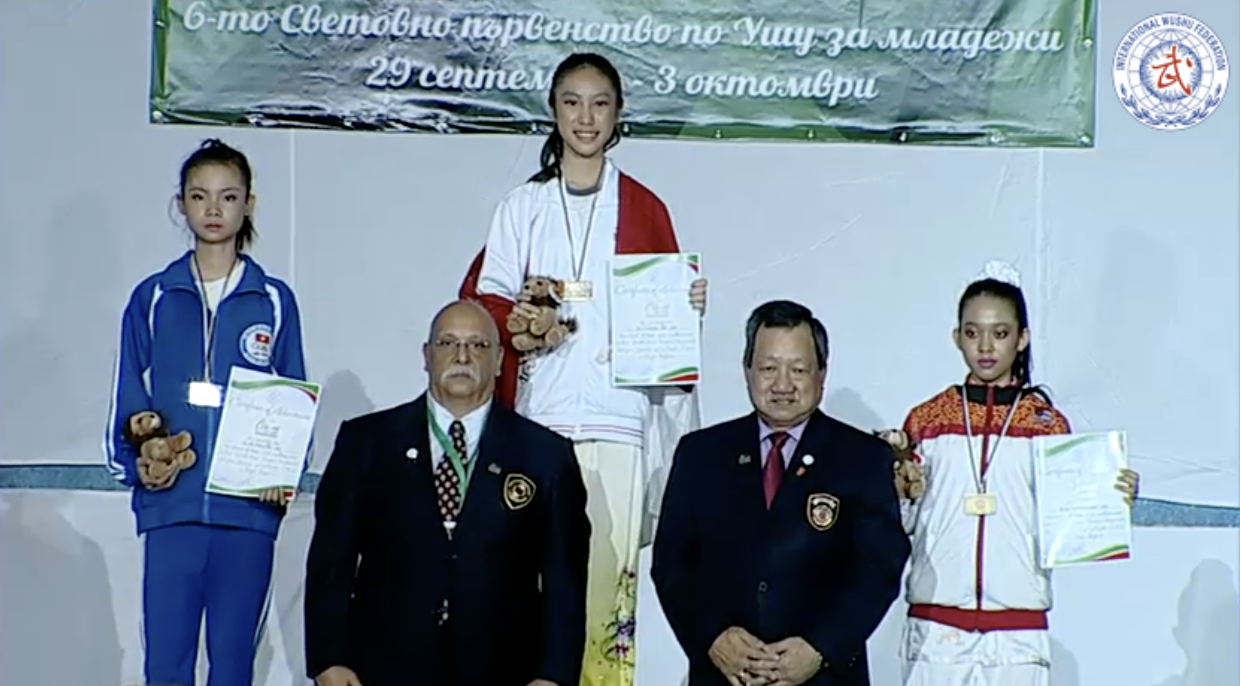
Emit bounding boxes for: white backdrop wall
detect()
[1,1,1238,685]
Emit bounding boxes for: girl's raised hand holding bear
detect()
[877,429,926,500]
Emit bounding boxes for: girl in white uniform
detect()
[458,52,707,686]
[881,261,1139,686]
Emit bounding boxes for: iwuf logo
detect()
[1113,13,1229,130]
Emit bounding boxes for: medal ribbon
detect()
[557,173,602,284]
[192,254,239,383]
[961,387,1021,494]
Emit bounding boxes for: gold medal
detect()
[963,493,997,516]
[560,280,593,301]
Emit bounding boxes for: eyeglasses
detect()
[433,338,492,354]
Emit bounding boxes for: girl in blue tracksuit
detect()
[103,138,308,686]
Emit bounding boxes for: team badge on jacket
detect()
[503,473,536,510]
[240,323,274,366]
[806,493,840,531]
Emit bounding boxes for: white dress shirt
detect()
[427,394,491,470]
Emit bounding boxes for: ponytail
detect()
[528,129,565,184]
[237,215,257,251]
[1013,345,1030,385]
[1015,344,1053,405]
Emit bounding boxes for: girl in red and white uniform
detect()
[459,52,706,686]
[880,261,1139,686]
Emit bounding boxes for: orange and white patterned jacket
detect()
[900,383,1070,628]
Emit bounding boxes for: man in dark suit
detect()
[652,300,910,686]
[304,299,591,686]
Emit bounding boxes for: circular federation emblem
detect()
[1113,13,1229,130]
[239,323,274,366]
[806,493,839,532]
[503,473,536,510]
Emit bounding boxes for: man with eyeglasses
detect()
[652,300,909,686]
[304,299,592,686]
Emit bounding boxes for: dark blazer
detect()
[304,393,590,686]
[652,410,910,686]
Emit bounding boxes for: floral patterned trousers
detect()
[573,440,643,686]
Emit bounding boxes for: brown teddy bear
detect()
[124,411,197,489]
[506,275,578,353]
[876,429,925,500]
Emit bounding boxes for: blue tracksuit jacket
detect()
[103,250,308,536]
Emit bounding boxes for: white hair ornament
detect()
[976,260,1022,288]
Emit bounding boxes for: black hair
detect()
[528,53,625,184]
[743,300,830,370]
[179,138,256,250]
[957,278,1052,404]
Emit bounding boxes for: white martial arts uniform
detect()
[471,159,700,686]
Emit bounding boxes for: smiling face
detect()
[177,162,252,247]
[954,294,1029,385]
[745,323,826,429]
[552,65,619,164]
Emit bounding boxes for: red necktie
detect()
[764,432,789,509]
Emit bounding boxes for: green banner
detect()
[150,1,1097,147]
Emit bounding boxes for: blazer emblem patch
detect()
[503,473,536,510]
[807,493,840,531]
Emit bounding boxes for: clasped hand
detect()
[689,278,708,314]
[1115,468,1139,506]
[259,487,290,507]
[710,627,822,686]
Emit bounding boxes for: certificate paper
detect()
[205,367,321,501]
[609,253,702,387]
[1033,431,1132,568]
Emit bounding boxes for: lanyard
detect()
[961,387,1021,494]
[192,255,239,383]
[557,174,601,283]
[427,404,478,492]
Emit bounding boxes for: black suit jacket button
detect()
[757,581,768,593]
